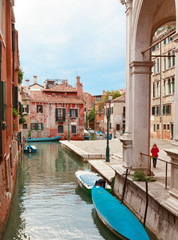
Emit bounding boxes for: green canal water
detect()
[2,142,120,240]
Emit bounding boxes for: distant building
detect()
[21,76,84,140]
[94,91,106,132]
[83,91,95,129]
[151,27,175,140]
[104,95,126,137]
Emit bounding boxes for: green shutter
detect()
[2,81,6,121]
[36,123,38,131]
[37,105,38,113]
[63,109,66,121]
[21,104,23,115]
[27,105,29,113]
[42,123,44,130]
[70,109,72,117]
[41,105,43,113]
[76,109,78,117]
[31,123,33,130]
[56,108,58,122]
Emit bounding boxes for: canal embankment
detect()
[60,138,178,240]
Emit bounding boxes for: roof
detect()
[29,83,44,88]
[112,95,125,103]
[30,91,83,104]
[43,82,77,93]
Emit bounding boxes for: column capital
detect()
[130,61,154,75]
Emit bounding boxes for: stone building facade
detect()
[94,91,106,132]
[0,0,19,233]
[151,27,175,140]
[21,76,84,140]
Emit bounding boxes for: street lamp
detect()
[68,112,70,141]
[106,101,110,162]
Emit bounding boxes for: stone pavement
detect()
[61,138,177,186]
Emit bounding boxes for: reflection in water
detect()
[2,142,122,240]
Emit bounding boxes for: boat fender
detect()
[95,179,106,189]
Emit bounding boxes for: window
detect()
[56,108,65,122]
[168,52,171,68]
[96,96,101,101]
[172,78,175,94]
[123,107,125,118]
[153,62,156,74]
[164,80,166,96]
[31,123,43,130]
[152,106,155,115]
[168,79,171,95]
[156,82,160,97]
[173,54,175,66]
[116,124,120,131]
[58,125,63,133]
[70,109,78,118]
[23,124,27,129]
[168,36,173,42]
[71,125,76,134]
[157,58,160,73]
[156,106,160,115]
[153,83,155,98]
[167,124,170,130]
[23,105,29,113]
[163,105,171,115]
[37,105,43,113]
[163,38,167,45]
[99,114,101,117]
[153,124,156,132]
[157,124,159,130]
[1,81,6,122]
[164,124,166,130]
[164,57,166,70]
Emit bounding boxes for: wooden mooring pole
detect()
[121,168,128,204]
[143,181,148,227]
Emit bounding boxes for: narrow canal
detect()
[2,142,120,240]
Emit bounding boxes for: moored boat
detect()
[26,135,61,142]
[24,145,37,153]
[92,186,149,240]
[75,170,111,195]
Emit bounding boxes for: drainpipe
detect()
[0,41,2,163]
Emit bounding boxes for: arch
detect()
[132,0,176,61]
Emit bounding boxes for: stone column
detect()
[164,149,178,216]
[172,33,178,142]
[120,0,133,168]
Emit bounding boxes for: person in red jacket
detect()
[151,143,159,168]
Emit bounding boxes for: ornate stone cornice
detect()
[130,61,154,75]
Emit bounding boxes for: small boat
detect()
[26,135,61,142]
[24,145,37,153]
[92,186,149,240]
[75,170,111,195]
[84,129,90,140]
[96,131,104,136]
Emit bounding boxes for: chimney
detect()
[76,76,83,99]
[44,81,46,89]
[62,79,68,86]
[33,75,37,84]
[25,79,30,96]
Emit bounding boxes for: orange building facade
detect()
[0,0,20,234]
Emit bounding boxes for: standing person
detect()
[151,143,159,168]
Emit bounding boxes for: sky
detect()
[15,0,126,95]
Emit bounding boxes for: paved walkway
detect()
[61,138,177,185]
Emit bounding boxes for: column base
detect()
[163,188,178,217]
[120,133,132,168]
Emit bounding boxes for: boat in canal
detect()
[92,186,149,240]
[75,170,111,195]
[26,135,61,142]
[24,145,37,153]
[84,129,90,140]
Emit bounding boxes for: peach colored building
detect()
[27,76,84,140]
[0,0,20,233]
[94,91,106,132]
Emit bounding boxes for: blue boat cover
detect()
[92,186,149,240]
[80,174,100,187]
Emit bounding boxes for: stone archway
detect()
[120,0,176,170]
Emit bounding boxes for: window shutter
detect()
[13,86,18,109]
[27,105,29,113]
[42,123,44,130]
[20,104,23,115]
[37,105,38,113]
[31,123,33,130]
[63,109,66,121]
[76,109,78,117]
[36,123,38,131]
[41,105,43,113]
[56,108,58,122]
[2,81,6,121]
[163,106,165,115]
[70,109,72,117]
[152,107,155,115]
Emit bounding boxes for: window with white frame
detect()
[71,125,76,134]
[168,79,171,95]
[164,80,166,96]
[157,58,160,73]
[172,77,175,94]
[70,109,78,118]
[164,57,167,70]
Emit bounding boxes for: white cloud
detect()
[15,0,126,94]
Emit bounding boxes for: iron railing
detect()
[140,152,178,190]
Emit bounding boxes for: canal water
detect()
[2,142,120,240]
